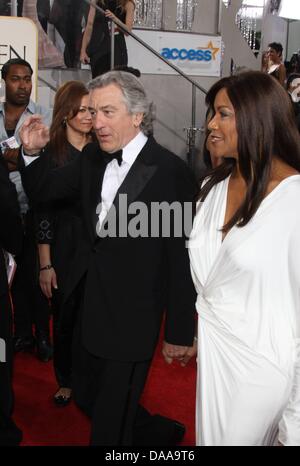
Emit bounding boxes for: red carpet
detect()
[12,336,196,446]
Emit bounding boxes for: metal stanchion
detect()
[184,84,204,170]
[184,127,204,171]
[110,20,115,70]
[10,0,18,16]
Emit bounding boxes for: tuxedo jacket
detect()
[0,155,23,298]
[20,136,197,361]
[0,154,23,422]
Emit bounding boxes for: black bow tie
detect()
[103,149,123,166]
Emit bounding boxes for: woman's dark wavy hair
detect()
[199,71,300,232]
[49,80,89,166]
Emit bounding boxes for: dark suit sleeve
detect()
[18,146,81,204]
[164,158,198,347]
[0,155,23,256]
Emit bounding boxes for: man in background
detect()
[0,153,23,446]
[0,58,52,362]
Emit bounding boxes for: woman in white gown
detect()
[188,71,300,446]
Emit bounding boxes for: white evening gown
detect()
[189,174,300,446]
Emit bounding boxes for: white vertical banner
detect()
[278,0,300,20]
[0,16,38,101]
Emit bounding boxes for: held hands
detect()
[19,115,50,155]
[162,340,197,367]
[180,339,197,367]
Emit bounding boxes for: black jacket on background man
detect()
[0,153,23,446]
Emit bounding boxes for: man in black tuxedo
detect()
[19,71,197,445]
[0,154,23,446]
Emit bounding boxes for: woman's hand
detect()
[104,9,118,22]
[80,49,90,64]
[180,338,198,367]
[39,267,58,299]
[105,8,124,33]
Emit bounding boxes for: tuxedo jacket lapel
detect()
[114,148,157,211]
[85,144,107,241]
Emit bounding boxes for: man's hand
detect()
[2,148,19,165]
[19,114,50,155]
[2,148,19,170]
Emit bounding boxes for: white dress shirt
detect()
[98,131,148,229]
[1,100,52,214]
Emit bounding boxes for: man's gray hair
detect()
[87,71,154,136]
